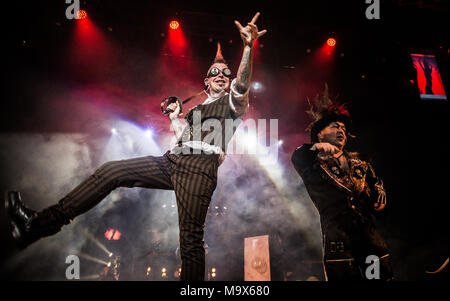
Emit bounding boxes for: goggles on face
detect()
[207,67,232,78]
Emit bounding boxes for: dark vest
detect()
[178,94,242,152]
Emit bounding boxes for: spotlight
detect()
[105,229,114,240]
[77,253,109,266]
[77,10,87,20]
[169,20,180,30]
[83,228,112,256]
[327,38,336,47]
[112,230,121,241]
[145,129,152,138]
[104,228,121,241]
[244,132,258,152]
[111,128,117,134]
[251,82,263,92]
[278,140,283,146]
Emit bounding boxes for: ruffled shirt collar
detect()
[202,89,228,105]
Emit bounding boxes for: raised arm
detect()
[167,102,186,141]
[231,12,267,115]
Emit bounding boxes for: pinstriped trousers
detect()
[37,151,219,281]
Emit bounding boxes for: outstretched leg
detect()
[6,152,175,249]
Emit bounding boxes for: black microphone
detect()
[160,87,207,116]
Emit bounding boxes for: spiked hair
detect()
[213,42,227,64]
[306,84,355,143]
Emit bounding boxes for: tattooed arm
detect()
[231,12,267,117]
[235,45,254,94]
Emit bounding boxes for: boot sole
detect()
[4,191,17,244]
[4,191,28,249]
[4,191,14,225]
[4,191,10,215]
[4,191,19,224]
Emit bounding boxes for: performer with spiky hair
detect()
[291,85,394,280]
[5,13,266,281]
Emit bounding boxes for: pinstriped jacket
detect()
[180,94,242,153]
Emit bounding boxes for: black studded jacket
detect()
[291,144,387,229]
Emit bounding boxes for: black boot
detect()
[4,191,40,249]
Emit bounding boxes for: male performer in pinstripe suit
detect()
[5,12,267,281]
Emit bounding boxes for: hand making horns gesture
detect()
[234,12,267,47]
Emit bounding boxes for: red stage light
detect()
[327,38,336,47]
[112,230,121,241]
[77,10,87,20]
[169,20,180,30]
[105,228,121,240]
[105,229,114,240]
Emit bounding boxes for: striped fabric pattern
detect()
[38,151,219,281]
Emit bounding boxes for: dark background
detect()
[0,0,448,281]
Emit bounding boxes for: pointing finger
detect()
[250,12,260,24]
[257,29,267,38]
[234,20,244,31]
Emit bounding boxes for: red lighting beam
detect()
[317,37,337,60]
[69,12,116,80]
[326,38,336,47]
[163,19,187,56]
[77,10,87,20]
[169,20,180,30]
